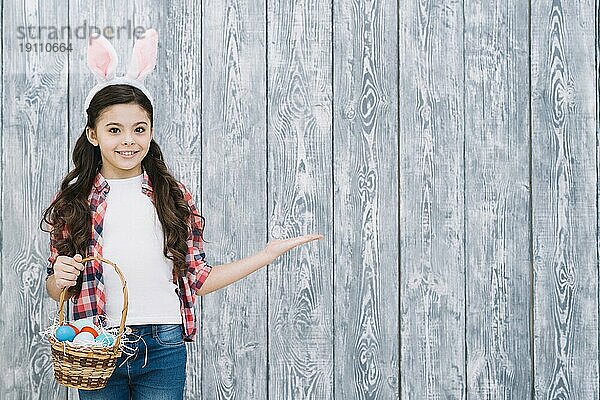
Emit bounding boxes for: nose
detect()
[121,131,136,145]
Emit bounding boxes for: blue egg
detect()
[94,333,115,347]
[55,325,76,342]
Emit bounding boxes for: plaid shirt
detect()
[46,168,212,342]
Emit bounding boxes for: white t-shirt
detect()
[101,172,182,327]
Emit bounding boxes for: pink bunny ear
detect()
[126,28,158,81]
[87,33,118,81]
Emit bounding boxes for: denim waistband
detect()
[125,323,182,336]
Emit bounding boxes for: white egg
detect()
[72,331,95,345]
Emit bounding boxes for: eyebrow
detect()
[105,121,148,127]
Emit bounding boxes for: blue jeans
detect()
[78,324,187,400]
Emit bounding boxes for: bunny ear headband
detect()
[84,28,158,112]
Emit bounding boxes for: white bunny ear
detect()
[87,33,118,82]
[126,28,158,81]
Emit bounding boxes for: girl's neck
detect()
[105,172,143,182]
[100,165,144,180]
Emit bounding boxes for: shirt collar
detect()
[93,166,153,194]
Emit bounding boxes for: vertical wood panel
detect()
[398,0,466,397]
[1,0,599,398]
[597,1,600,395]
[128,2,206,397]
[202,0,268,399]
[1,0,69,399]
[532,0,599,398]
[464,0,533,397]
[333,0,399,398]
[267,0,333,398]
[67,4,137,399]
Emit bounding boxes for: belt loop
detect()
[152,324,158,337]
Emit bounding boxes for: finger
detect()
[60,264,80,274]
[297,234,323,243]
[72,253,83,264]
[287,236,316,248]
[58,264,81,275]
[65,257,85,271]
[58,272,79,281]
[306,234,324,241]
[63,279,77,288]
[56,277,77,289]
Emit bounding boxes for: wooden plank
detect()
[531,0,599,398]
[67,4,139,399]
[128,1,207,397]
[398,0,466,398]
[131,3,207,397]
[463,0,533,397]
[332,0,399,398]
[0,1,69,399]
[267,0,333,398]
[201,0,269,399]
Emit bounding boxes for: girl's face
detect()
[86,103,154,179]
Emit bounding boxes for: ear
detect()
[86,127,98,146]
[126,29,158,81]
[87,33,118,82]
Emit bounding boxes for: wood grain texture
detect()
[66,3,138,399]
[202,0,269,399]
[333,0,399,398]
[0,1,69,399]
[267,0,333,398]
[464,0,533,398]
[1,0,599,398]
[130,2,206,397]
[398,0,466,398]
[531,0,599,398]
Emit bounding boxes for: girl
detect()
[40,30,323,399]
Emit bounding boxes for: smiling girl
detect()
[40,30,322,399]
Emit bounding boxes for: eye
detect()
[108,127,120,134]
[135,127,146,133]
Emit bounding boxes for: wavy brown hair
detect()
[40,84,206,298]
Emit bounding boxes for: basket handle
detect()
[57,256,128,351]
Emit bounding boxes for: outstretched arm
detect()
[196,233,324,296]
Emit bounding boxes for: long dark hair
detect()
[40,84,205,298]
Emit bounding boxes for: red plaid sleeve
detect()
[177,182,212,294]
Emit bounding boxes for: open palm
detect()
[264,233,324,261]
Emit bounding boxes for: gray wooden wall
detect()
[0,0,598,399]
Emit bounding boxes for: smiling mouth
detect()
[115,151,140,156]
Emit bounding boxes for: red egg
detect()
[80,326,99,338]
[66,323,79,335]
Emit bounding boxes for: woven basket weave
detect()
[48,256,128,390]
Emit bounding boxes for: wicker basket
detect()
[48,256,128,390]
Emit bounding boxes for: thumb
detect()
[73,253,82,261]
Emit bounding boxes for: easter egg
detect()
[94,333,115,347]
[66,323,80,335]
[80,326,99,338]
[72,331,95,345]
[71,317,96,331]
[55,325,76,342]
